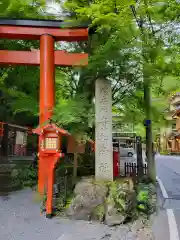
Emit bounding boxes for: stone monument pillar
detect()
[95,78,113,181]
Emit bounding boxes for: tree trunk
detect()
[143,79,156,183]
[140,22,156,183]
[72,152,78,186]
[136,136,144,180]
[129,0,156,183]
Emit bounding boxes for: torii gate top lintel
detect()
[0,18,88,66]
[0,18,88,41]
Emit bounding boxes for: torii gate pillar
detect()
[38,34,55,199]
[40,34,55,125]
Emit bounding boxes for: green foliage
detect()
[12,164,38,188]
[136,181,156,215]
[0,0,179,142]
[93,204,105,221]
[65,0,179,136]
[54,189,74,215]
[54,93,94,137]
[137,188,149,211]
[0,0,45,18]
[160,150,169,155]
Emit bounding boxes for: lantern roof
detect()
[33,121,70,136]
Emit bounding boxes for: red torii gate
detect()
[0,18,88,217]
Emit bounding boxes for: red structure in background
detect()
[113,142,120,178]
[0,122,4,137]
[0,122,33,157]
[0,18,88,218]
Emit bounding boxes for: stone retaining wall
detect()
[0,158,33,195]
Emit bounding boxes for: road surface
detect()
[155,155,180,240]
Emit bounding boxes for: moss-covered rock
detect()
[93,204,106,221]
[65,177,138,225]
[105,179,137,226]
[66,177,108,220]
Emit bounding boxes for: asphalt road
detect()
[155,155,180,240]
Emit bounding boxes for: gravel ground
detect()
[0,189,154,240]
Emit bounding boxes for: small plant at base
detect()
[137,189,149,211]
[107,180,137,219]
[136,182,156,215]
[65,198,73,209]
[93,204,105,221]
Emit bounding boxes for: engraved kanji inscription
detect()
[98,162,109,173]
[98,141,109,155]
[96,132,109,141]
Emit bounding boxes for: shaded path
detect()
[0,189,110,240]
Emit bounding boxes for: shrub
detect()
[136,182,156,215]
[107,180,138,221]
[11,164,38,188]
[160,150,169,155]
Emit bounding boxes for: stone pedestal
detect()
[95,79,113,181]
